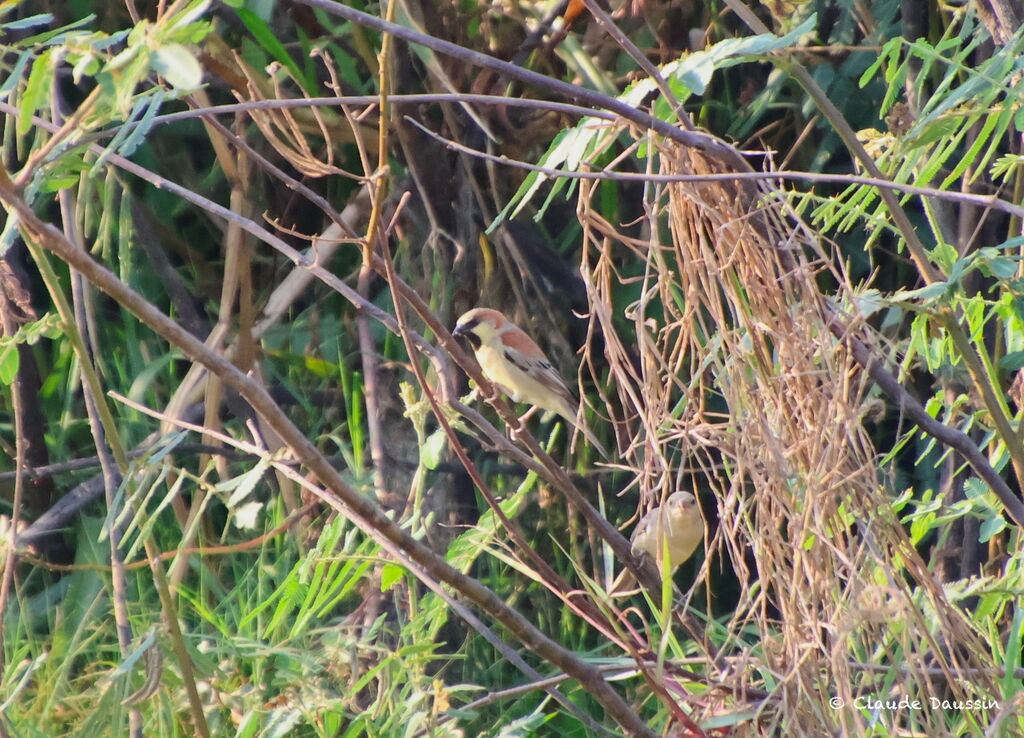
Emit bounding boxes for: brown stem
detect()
[0,272,27,688]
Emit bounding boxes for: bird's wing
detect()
[497,325,548,360]
[630,511,657,555]
[497,328,607,457]
[498,331,577,408]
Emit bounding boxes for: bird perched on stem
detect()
[609,491,703,596]
[453,308,608,458]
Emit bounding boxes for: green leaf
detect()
[146,430,189,464]
[2,13,54,30]
[700,710,759,730]
[489,129,571,228]
[929,242,959,272]
[218,458,270,507]
[116,89,166,158]
[14,14,96,47]
[1002,605,1024,697]
[890,281,950,303]
[0,343,20,384]
[18,48,54,136]
[98,47,152,118]
[1,313,62,345]
[380,563,404,592]
[103,629,157,682]
[978,516,1006,543]
[235,7,311,93]
[980,252,1019,280]
[999,351,1024,371]
[165,17,214,45]
[751,14,818,52]
[38,175,80,192]
[668,16,817,95]
[421,428,447,470]
[233,500,264,530]
[993,235,1024,250]
[673,50,716,95]
[859,37,901,88]
[620,75,658,107]
[853,289,885,318]
[0,50,32,102]
[150,43,202,89]
[963,477,989,500]
[91,89,166,174]
[907,116,962,150]
[909,510,937,544]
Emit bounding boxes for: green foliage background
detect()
[1,0,1024,736]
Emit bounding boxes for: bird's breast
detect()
[475,344,524,401]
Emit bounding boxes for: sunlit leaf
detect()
[0,343,20,384]
[380,563,404,592]
[150,43,202,89]
[421,428,447,470]
[18,48,54,135]
[978,516,1006,543]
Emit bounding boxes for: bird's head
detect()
[453,308,509,350]
[666,491,697,514]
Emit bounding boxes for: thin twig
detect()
[293,0,735,162]
[356,2,399,506]
[59,167,141,735]
[577,0,691,127]
[0,270,27,684]
[21,502,320,572]
[400,114,1024,219]
[0,443,254,484]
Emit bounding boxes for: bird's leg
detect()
[507,407,539,444]
[516,406,540,426]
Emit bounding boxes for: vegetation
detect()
[1,0,1023,736]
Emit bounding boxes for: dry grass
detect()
[577,136,1004,735]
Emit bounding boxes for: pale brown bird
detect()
[453,308,608,457]
[609,491,704,596]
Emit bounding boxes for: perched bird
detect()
[453,308,608,457]
[609,491,703,596]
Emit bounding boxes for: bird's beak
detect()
[452,319,482,349]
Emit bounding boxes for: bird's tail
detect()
[579,424,609,459]
[553,403,609,458]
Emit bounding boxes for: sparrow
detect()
[609,491,703,596]
[452,308,608,457]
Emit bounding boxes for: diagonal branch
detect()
[294,0,738,163]
[0,175,659,738]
